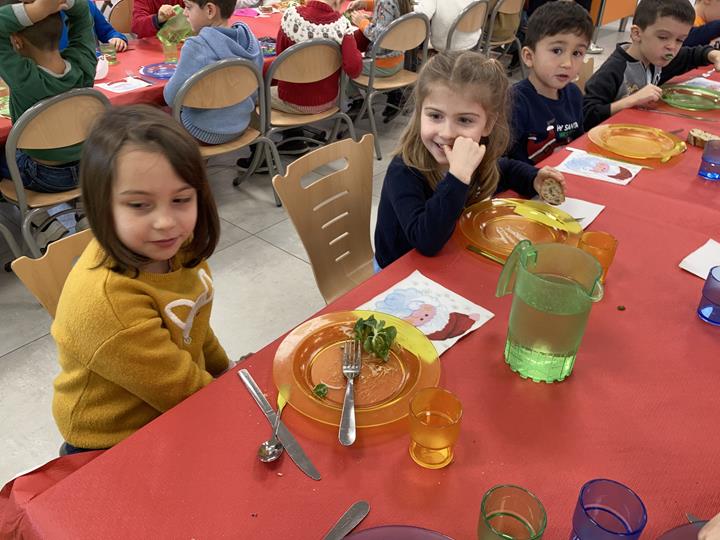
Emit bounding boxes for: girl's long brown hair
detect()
[80,105,220,275]
[397,51,511,204]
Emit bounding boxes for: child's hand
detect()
[346,0,365,10]
[25,0,69,22]
[699,513,720,540]
[629,84,662,108]
[533,166,567,201]
[109,37,127,52]
[350,11,367,26]
[445,137,486,185]
[157,4,177,23]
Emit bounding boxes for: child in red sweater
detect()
[273,0,362,114]
[132,0,183,38]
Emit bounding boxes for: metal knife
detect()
[322,501,370,540]
[237,369,321,481]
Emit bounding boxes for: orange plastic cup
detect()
[408,387,462,469]
[578,231,617,283]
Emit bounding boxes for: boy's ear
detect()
[630,24,642,42]
[204,1,217,18]
[9,32,23,52]
[520,46,534,69]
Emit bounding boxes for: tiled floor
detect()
[0,22,629,484]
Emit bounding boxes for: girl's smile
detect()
[419,84,494,166]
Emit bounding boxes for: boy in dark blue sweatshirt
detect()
[508,1,593,165]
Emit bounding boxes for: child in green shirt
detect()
[0,0,96,193]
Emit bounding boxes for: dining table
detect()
[2,68,720,539]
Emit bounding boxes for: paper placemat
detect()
[96,77,151,93]
[557,148,644,185]
[356,270,494,355]
[679,239,720,279]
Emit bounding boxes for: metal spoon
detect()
[257,388,288,463]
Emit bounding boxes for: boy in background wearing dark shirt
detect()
[509,1,593,165]
[583,0,720,130]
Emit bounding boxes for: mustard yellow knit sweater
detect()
[51,240,229,449]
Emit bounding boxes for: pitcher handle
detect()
[495,240,536,297]
[590,279,604,302]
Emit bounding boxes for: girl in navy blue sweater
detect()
[374,50,566,269]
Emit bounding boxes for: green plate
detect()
[662,84,720,111]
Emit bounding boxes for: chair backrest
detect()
[266,39,342,84]
[575,57,595,94]
[446,0,489,51]
[496,0,523,15]
[171,58,264,125]
[4,88,110,215]
[272,134,375,304]
[108,0,132,34]
[483,0,523,49]
[11,229,93,317]
[375,12,430,53]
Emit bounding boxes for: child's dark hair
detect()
[191,0,236,20]
[397,0,412,15]
[633,0,695,29]
[524,1,594,50]
[397,51,510,204]
[80,105,220,275]
[0,0,62,51]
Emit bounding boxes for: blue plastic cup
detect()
[698,266,720,325]
[698,140,720,180]
[569,479,647,540]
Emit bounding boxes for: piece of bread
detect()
[687,128,720,149]
[539,177,565,205]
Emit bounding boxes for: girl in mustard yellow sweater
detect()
[51,105,230,454]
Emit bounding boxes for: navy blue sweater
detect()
[509,78,583,165]
[374,155,538,268]
[685,20,720,47]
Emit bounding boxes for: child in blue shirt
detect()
[163,0,262,144]
[508,1,593,165]
[59,0,127,52]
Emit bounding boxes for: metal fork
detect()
[339,340,361,446]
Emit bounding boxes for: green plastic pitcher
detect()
[157,5,193,45]
[495,240,603,383]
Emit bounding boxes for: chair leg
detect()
[261,139,283,207]
[22,208,45,258]
[366,93,382,160]
[234,143,265,186]
[335,113,357,142]
[328,117,342,142]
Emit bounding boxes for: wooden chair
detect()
[11,229,93,317]
[351,12,430,160]
[0,88,110,258]
[108,0,132,34]
[263,39,357,176]
[170,57,283,204]
[272,134,375,304]
[574,57,595,94]
[444,0,489,51]
[482,0,526,77]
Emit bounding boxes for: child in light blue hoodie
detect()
[163,0,262,144]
